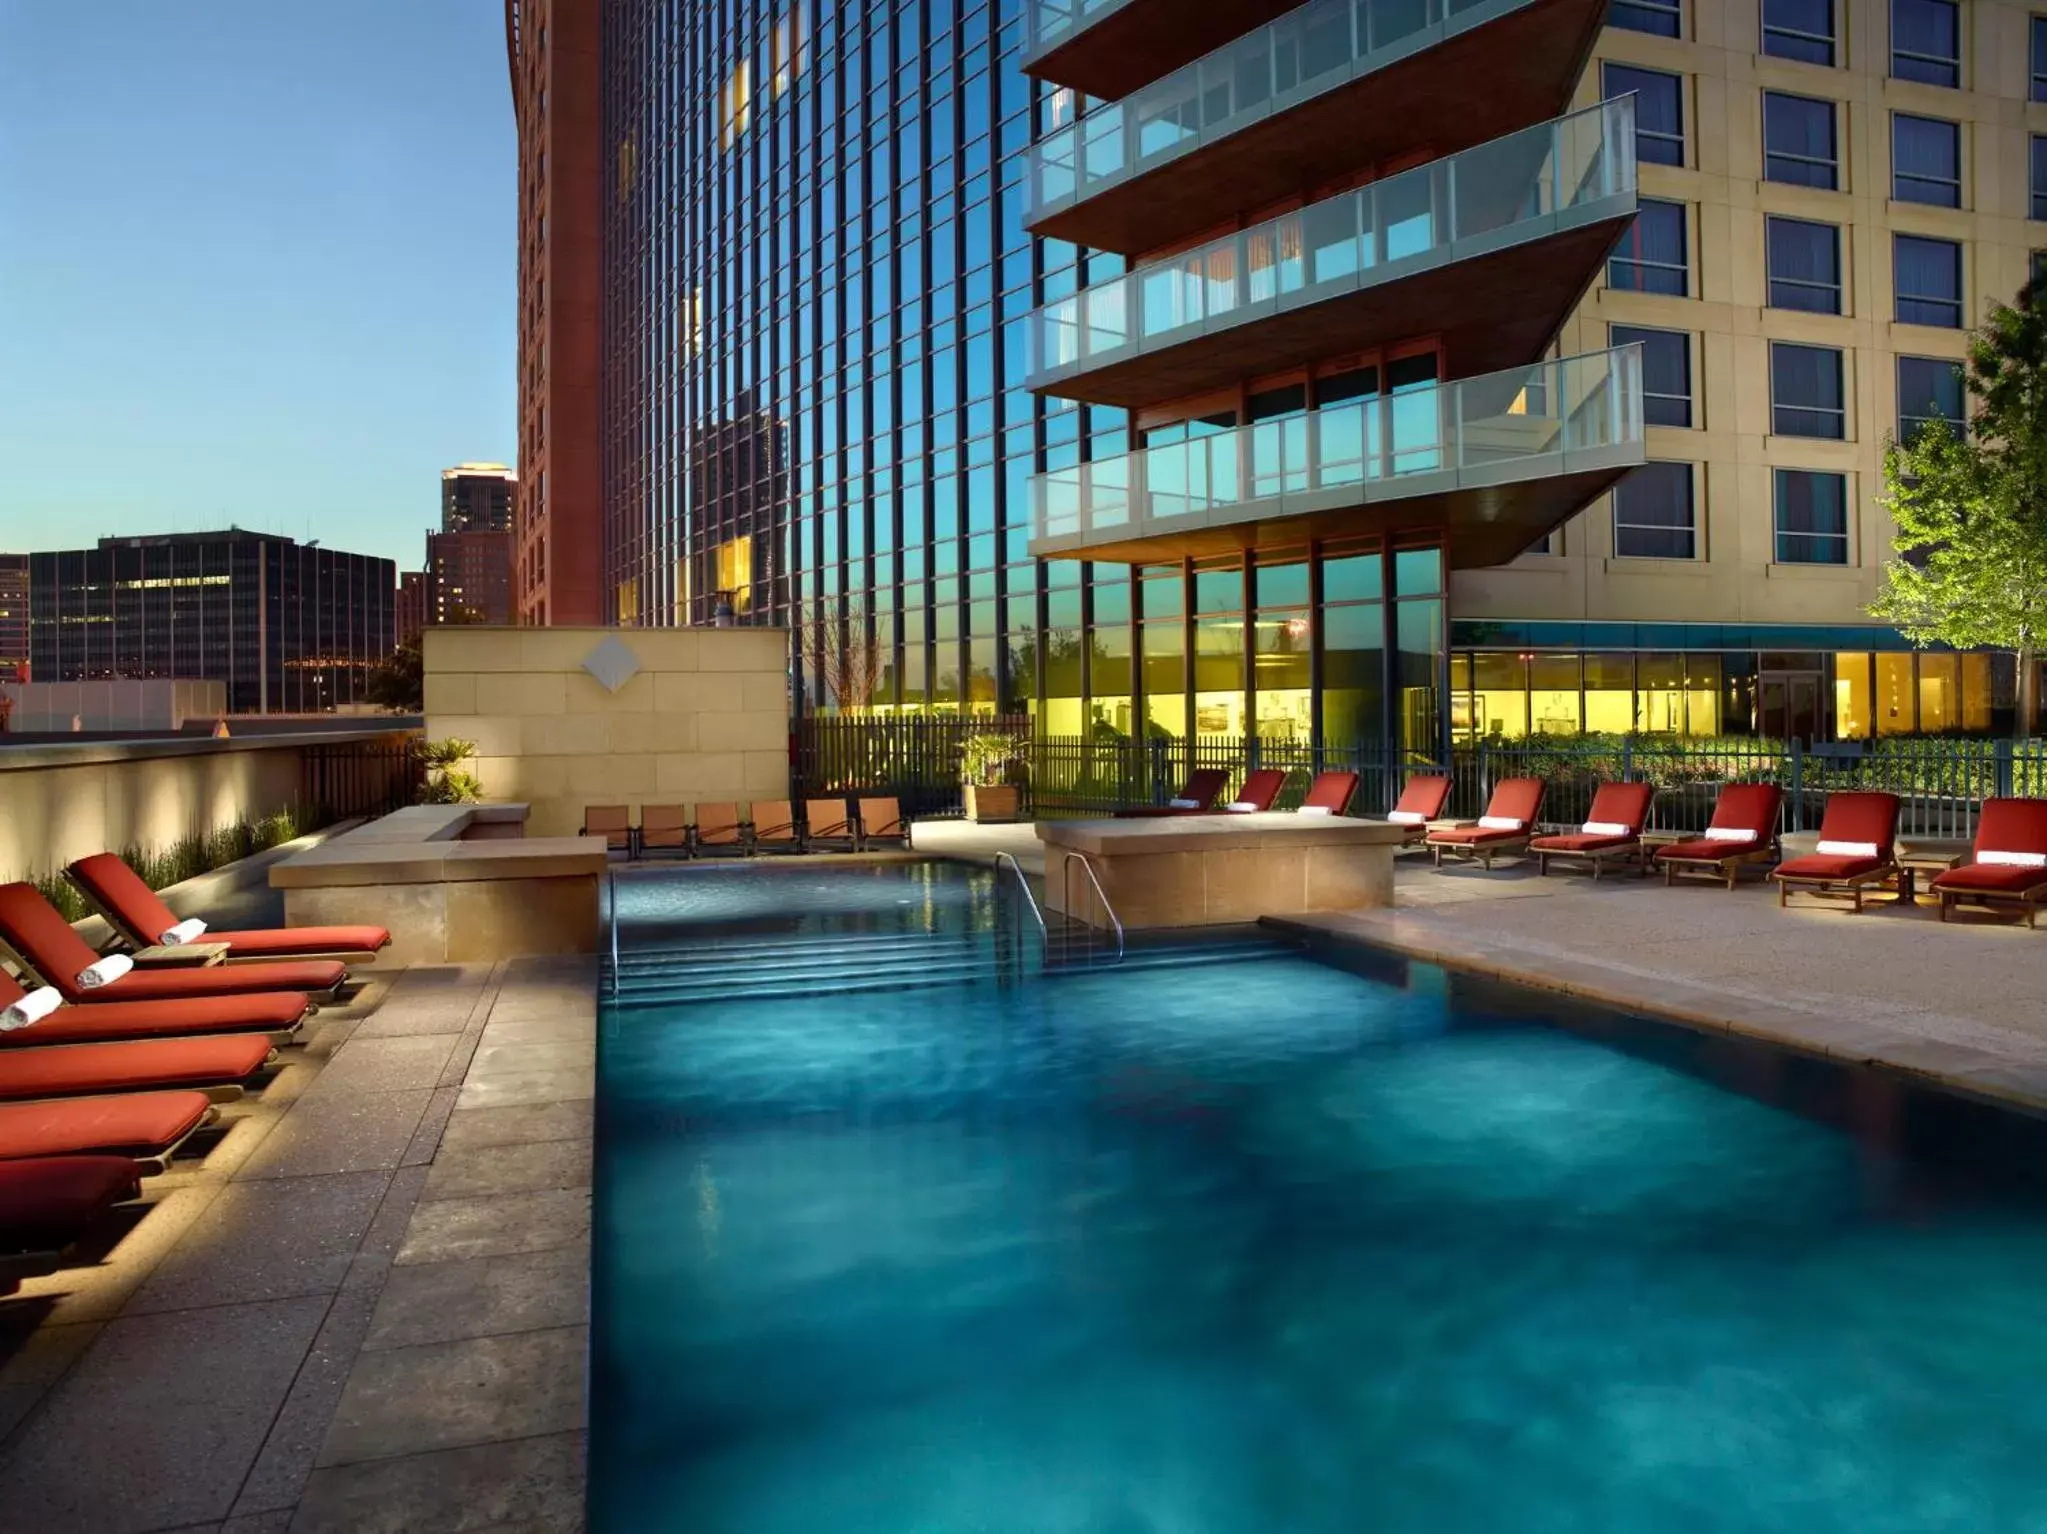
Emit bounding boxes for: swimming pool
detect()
[593,861,2047,1532]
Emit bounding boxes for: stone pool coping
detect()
[1268,907,2047,1121]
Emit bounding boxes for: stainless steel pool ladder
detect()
[605,867,619,1001]
[1061,852,1125,962]
[992,852,1046,957]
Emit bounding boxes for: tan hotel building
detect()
[1455,0,2047,742]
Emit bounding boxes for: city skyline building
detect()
[440,462,517,533]
[591,0,2047,745]
[395,569,428,646]
[26,530,395,713]
[508,0,606,627]
[426,529,515,625]
[0,555,29,682]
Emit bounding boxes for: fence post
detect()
[1788,739,1805,830]
[1996,737,2016,801]
[1621,738,1633,782]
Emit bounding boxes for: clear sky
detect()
[0,0,515,572]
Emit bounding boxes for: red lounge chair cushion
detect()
[0,1036,272,1100]
[1228,770,1288,813]
[88,961,344,1006]
[1302,772,1361,815]
[1972,799,2047,862]
[0,975,307,1048]
[0,1157,139,1248]
[1774,853,1889,883]
[1428,825,1529,847]
[0,1092,213,1159]
[1530,832,1637,854]
[1931,863,2047,895]
[1390,775,1451,820]
[198,927,389,959]
[1479,777,1546,828]
[1657,836,1768,863]
[1811,792,1902,859]
[64,854,186,948]
[1582,782,1654,835]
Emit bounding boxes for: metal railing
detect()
[1031,346,1644,553]
[993,851,1047,962]
[1027,0,1541,221]
[1029,99,1636,389]
[1024,0,1135,53]
[1061,851,1125,960]
[301,732,425,822]
[605,868,620,1003]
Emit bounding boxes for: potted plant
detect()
[960,732,1026,823]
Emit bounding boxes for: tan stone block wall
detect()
[423,625,791,837]
[1454,0,2047,630]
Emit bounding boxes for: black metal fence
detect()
[793,718,2047,838]
[301,732,424,822]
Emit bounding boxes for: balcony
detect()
[1027,346,1644,568]
[1023,0,1612,254]
[1027,100,1635,410]
[1022,0,1308,102]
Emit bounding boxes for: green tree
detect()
[365,641,423,712]
[1875,280,2047,738]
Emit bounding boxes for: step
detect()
[613,929,992,966]
[612,962,1007,1007]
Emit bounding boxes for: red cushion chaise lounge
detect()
[1653,783,1784,889]
[1530,781,1656,879]
[1223,769,1288,813]
[0,1034,274,1104]
[1930,798,2047,927]
[1770,792,1903,912]
[0,972,309,1051]
[1375,774,1452,845]
[1298,771,1360,817]
[0,1091,219,1171]
[65,853,389,965]
[0,884,345,1005]
[1117,768,1230,818]
[1426,778,1546,869]
[0,1155,143,1295]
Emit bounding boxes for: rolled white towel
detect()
[0,987,62,1031]
[159,917,208,946]
[76,953,133,990]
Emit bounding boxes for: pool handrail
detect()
[605,866,619,1001]
[993,851,1047,958]
[1062,851,1126,962]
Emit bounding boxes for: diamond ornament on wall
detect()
[582,636,642,694]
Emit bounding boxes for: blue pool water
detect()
[593,862,2047,1532]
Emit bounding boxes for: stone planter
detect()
[963,783,1020,823]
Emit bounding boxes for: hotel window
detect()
[1612,461,1698,559]
[1766,216,1842,314]
[2034,16,2047,101]
[1892,0,1960,86]
[1897,356,1965,441]
[2034,250,2047,285]
[1608,200,1689,295]
[2033,136,2047,220]
[1771,343,1847,439]
[1610,325,1693,426]
[1775,469,1851,563]
[1895,234,1963,327]
[1604,64,1685,166]
[1764,0,1836,64]
[1764,93,1838,189]
[1612,0,1682,37]
[1892,115,1961,208]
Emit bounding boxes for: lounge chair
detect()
[1373,774,1451,843]
[1653,783,1784,889]
[582,805,634,856]
[65,853,390,965]
[1530,781,1656,880]
[0,1033,274,1103]
[638,805,690,858]
[0,1156,142,1294]
[692,802,749,857]
[1223,769,1288,813]
[1770,791,1903,912]
[1298,771,1360,817]
[0,884,346,1006]
[1425,778,1547,869]
[1931,798,2047,927]
[0,1091,218,1171]
[1116,768,1230,818]
[858,796,909,850]
[0,971,308,1050]
[805,798,857,852]
[750,801,802,855]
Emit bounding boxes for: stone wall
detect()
[422,626,791,838]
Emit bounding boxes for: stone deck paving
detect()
[0,955,595,1534]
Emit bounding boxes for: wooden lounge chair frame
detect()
[1774,861,1902,912]
[1530,783,1656,881]
[1937,877,2047,927]
[1659,842,1778,889]
[857,796,909,850]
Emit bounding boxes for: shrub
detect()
[30,805,315,922]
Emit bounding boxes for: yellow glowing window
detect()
[722,58,753,150]
[717,538,755,612]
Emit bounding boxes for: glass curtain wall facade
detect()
[599,0,1451,756]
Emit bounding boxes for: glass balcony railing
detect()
[1025,0,1137,56]
[1029,346,1644,552]
[1026,0,1537,223]
[1028,98,1635,390]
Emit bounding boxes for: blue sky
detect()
[0,1,515,571]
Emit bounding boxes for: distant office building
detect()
[27,530,395,714]
[426,530,513,626]
[0,555,28,681]
[507,0,604,626]
[441,463,517,533]
[2,679,225,733]
[395,570,428,646]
